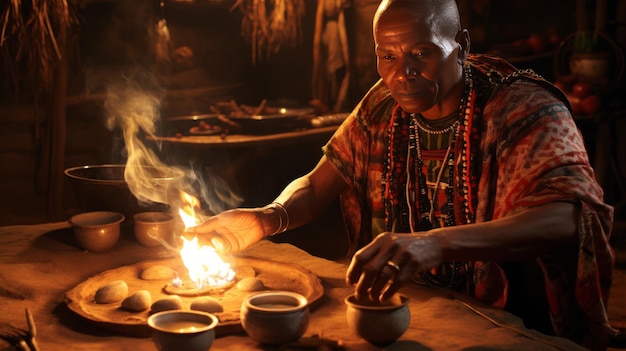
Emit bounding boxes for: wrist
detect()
[261,202,290,237]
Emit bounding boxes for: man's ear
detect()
[455,29,470,63]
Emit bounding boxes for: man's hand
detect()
[346,233,442,302]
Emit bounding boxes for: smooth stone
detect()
[190,296,224,313]
[121,290,152,312]
[151,295,183,313]
[94,280,128,304]
[141,265,176,281]
[236,277,264,292]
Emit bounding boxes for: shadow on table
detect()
[36,226,78,250]
[52,302,149,338]
[385,340,432,350]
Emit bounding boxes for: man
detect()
[190,0,616,349]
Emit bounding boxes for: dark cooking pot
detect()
[64,164,183,221]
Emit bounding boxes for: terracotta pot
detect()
[147,310,218,351]
[70,211,124,252]
[240,291,310,345]
[345,293,410,347]
[133,211,175,247]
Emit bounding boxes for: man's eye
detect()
[383,54,395,60]
[412,49,432,58]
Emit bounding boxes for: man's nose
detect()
[398,56,419,81]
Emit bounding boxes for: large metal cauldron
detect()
[64,164,183,221]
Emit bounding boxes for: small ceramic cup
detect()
[133,211,174,247]
[345,293,410,347]
[240,291,310,345]
[147,310,219,351]
[69,211,125,252]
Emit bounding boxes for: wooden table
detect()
[0,222,586,351]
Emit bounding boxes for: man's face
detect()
[374,5,462,114]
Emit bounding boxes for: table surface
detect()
[0,222,587,351]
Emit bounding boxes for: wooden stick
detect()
[253,98,268,115]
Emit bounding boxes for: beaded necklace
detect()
[381,64,475,289]
[412,116,459,229]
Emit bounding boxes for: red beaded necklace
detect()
[381,64,475,233]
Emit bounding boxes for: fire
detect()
[178,190,202,228]
[179,236,235,289]
[177,191,235,289]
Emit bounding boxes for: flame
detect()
[177,190,235,289]
[178,190,202,228]
[180,236,235,289]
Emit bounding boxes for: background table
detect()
[145,125,340,211]
[0,222,586,351]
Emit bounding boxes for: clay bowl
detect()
[240,291,310,345]
[64,164,183,221]
[69,211,125,252]
[147,310,219,351]
[133,211,175,247]
[344,293,410,347]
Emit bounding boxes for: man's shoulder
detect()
[362,79,392,104]
[467,54,518,78]
[468,54,571,114]
[357,79,397,125]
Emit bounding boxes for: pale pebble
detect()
[190,296,224,313]
[94,280,128,304]
[121,290,152,312]
[236,277,265,292]
[140,265,176,280]
[151,295,183,313]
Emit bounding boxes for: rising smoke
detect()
[103,73,242,218]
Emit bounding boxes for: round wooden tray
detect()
[65,255,324,337]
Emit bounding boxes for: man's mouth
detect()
[395,89,427,100]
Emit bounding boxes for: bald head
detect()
[374,0,461,40]
[371,0,469,116]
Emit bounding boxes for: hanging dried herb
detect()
[230,0,305,65]
[0,0,81,99]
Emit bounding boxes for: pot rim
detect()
[64,164,184,183]
[344,293,409,311]
[69,211,125,227]
[243,291,308,313]
[147,310,219,334]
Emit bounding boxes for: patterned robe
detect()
[323,54,616,350]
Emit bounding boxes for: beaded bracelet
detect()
[270,202,290,235]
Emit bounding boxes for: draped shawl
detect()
[323,54,616,350]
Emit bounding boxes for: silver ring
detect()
[385,260,400,273]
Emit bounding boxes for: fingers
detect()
[182,217,235,252]
[187,216,218,233]
[346,233,442,303]
[350,255,386,300]
[381,270,404,301]
[351,255,406,303]
[346,246,375,286]
[368,260,402,302]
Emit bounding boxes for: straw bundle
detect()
[0,0,80,99]
[231,0,305,65]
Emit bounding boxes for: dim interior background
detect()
[0,0,625,254]
[0,0,625,346]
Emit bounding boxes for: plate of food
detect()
[162,114,237,137]
[188,120,223,135]
[226,107,314,121]
[209,100,314,133]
